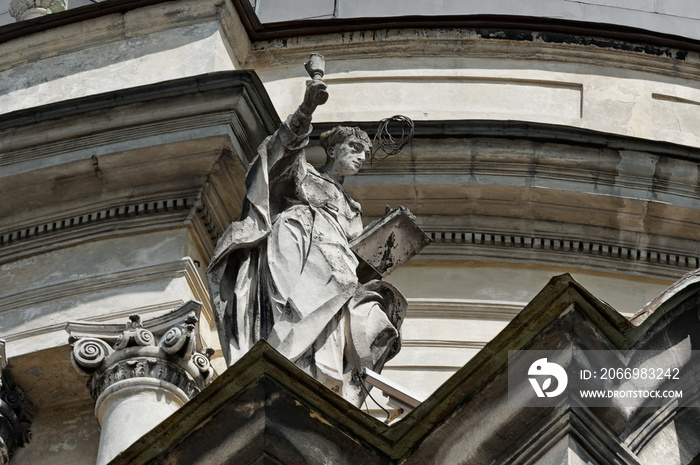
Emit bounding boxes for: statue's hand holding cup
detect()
[303,53,329,107]
[302,79,329,113]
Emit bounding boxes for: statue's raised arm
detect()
[207,54,408,407]
[262,76,328,172]
[207,70,328,271]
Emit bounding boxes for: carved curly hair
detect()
[319,126,372,157]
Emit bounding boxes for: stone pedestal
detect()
[67,301,214,465]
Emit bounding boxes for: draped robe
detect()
[207,119,406,404]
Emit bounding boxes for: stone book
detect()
[350,207,431,284]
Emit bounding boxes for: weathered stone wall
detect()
[1,1,698,462]
[0,0,251,113]
[254,38,700,150]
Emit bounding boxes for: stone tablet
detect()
[351,206,431,283]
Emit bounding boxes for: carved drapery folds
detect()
[66,301,214,465]
[0,342,32,465]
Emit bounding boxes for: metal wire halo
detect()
[371,115,414,163]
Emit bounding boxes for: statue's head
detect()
[319,126,372,178]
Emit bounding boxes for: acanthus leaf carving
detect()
[67,304,214,402]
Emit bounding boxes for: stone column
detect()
[67,301,214,465]
[0,341,32,465]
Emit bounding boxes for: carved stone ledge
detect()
[0,342,32,465]
[0,196,197,252]
[425,230,700,278]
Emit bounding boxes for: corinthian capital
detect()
[66,301,215,401]
[66,302,215,465]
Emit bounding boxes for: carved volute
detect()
[66,301,214,465]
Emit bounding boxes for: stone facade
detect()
[0,1,699,464]
[107,273,700,464]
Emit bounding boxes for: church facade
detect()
[0,1,699,463]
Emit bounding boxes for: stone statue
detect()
[207,54,409,405]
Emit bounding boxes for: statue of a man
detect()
[207,73,406,405]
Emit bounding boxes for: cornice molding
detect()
[244,28,700,87]
[0,259,213,355]
[0,260,189,315]
[405,298,524,320]
[312,120,700,162]
[0,72,278,161]
[0,195,198,265]
[3,0,698,55]
[1,71,279,266]
[0,301,187,349]
[232,0,700,55]
[423,229,698,280]
[1,112,240,174]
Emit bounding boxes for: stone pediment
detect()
[107,274,700,465]
[108,340,395,465]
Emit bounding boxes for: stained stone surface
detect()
[109,273,700,465]
[2,2,700,463]
[206,70,414,405]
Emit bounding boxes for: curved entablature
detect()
[5,0,699,46]
[1,74,699,282]
[1,0,699,152]
[244,0,700,44]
